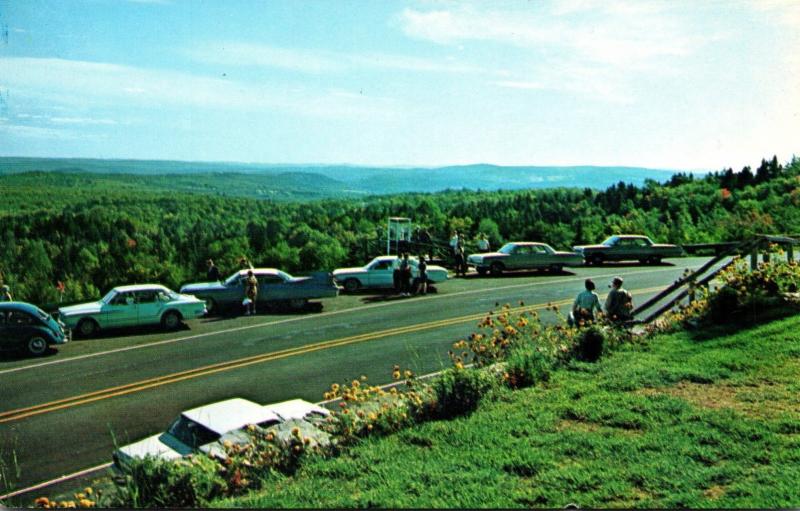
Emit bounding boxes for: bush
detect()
[431,367,496,419]
[504,346,554,389]
[110,455,225,508]
[574,326,605,362]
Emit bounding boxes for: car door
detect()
[103,291,138,328]
[5,311,34,346]
[258,274,288,302]
[367,260,395,287]
[508,245,529,269]
[136,290,164,326]
[528,245,549,268]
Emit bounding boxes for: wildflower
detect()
[455,362,464,369]
[78,499,95,508]
[293,445,302,453]
[266,433,275,442]
[291,427,300,437]
[34,497,50,507]
[367,424,374,431]
[392,370,401,379]
[404,370,413,378]
[361,375,368,381]
[339,401,347,407]
[352,379,360,388]
[331,383,340,392]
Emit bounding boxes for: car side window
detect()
[111,292,134,305]
[257,275,283,285]
[513,246,529,255]
[530,246,545,254]
[137,291,158,303]
[8,311,34,326]
[373,261,392,270]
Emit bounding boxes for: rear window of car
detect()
[167,416,221,448]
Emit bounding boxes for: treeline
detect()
[0,156,798,305]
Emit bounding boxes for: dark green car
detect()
[0,302,70,356]
[573,235,686,265]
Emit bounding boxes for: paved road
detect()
[0,258,711,497]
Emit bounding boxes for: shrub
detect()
[574,326,605,362]
[430,366,496,419]
[110,455,225,508]
[504,345,554,389]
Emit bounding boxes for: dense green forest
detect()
[0,156,797,305]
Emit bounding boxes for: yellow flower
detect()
[352,379,360,388]
[404,370,413,378]
[392,370,401,379]
[34,497,50,507]
[78,499,95,508]
[291,427,300,437]
[455,362,464,369]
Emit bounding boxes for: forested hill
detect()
[0,155,795,306]
[0,157,682,196]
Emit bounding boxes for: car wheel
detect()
[476,267,488,276]
[161,311,181,330]
[343,279,360,293]
[27,335,48,356]
[77,318,99,338]
[550,265,563,273]
[590,254,604,266]
[289,298,308,310]
[650,256,662,265]
[204,298,217,315]
[490,262,504,276]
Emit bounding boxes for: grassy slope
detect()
[220,316,800,508]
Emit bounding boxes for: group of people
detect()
[449,231,491,277]
[392,253,429,297]
[569,276,634,326]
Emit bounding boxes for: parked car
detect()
[58,284,206,337]
[467,242,583,276]
[0,302,70,356]
[573,235,686,265]
[112,397,330,471]
[180,269,339,314]
[333,255,449,292]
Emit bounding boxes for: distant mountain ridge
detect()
[0,157,686,197]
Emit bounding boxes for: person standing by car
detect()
[244,270,258,315]
[416,254,429,295]
[455,243,467,277]
[569,279,602,326]
[477,233,490,252]
[206,259,221,282]
[0,285,12,302]
[605,276,633,323]
[399,253,412,296]
[450,231,460,256]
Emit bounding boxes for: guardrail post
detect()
[788,245,794,262]
[750,245,759,270]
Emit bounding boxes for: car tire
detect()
[343,279,360,293]
[204,298,217,315]
[27,335,49,356]
[476,267,488,276]
[161,311,182,330]
[490,262,504,276]
[550,264,563,273]
[650,256,662,265]
[77,318,99,338]
[590,254,604,266]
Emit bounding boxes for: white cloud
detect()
[186,42,487,75]
[0,57,400,120]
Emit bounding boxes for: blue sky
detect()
[0,0,798,170]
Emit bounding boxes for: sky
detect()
[0,0,798,171]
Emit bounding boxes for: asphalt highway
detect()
[0,258,712,499]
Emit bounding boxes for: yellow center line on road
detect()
[0,286,667,424]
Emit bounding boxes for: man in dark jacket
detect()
[207,259,221,281]
[604,276,633,322]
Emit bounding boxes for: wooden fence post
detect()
[750,246,758,270]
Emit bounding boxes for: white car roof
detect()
[264,399,331,421]
[112,284,169,293]
[506,242,546,247]
[233,268,284,277]
[182,398,281,435]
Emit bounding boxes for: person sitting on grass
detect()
[569,278,602,326]
[604,276,633,323]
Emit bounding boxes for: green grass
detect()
[218,315,800,508]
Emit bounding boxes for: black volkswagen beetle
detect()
[0,302,70,356]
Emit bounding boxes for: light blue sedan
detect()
[59,284,207,337]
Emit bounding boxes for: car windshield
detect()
[276,270,292,281]
[541,244,555,254]
[224,273,242,286]
[167,416,221,449]
[100,290,117,304]
[602,236,619,246]
[498,244,516,254]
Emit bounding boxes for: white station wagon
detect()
[112,397,330,471]
[58,284,206,337]
[333,255,449,293]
